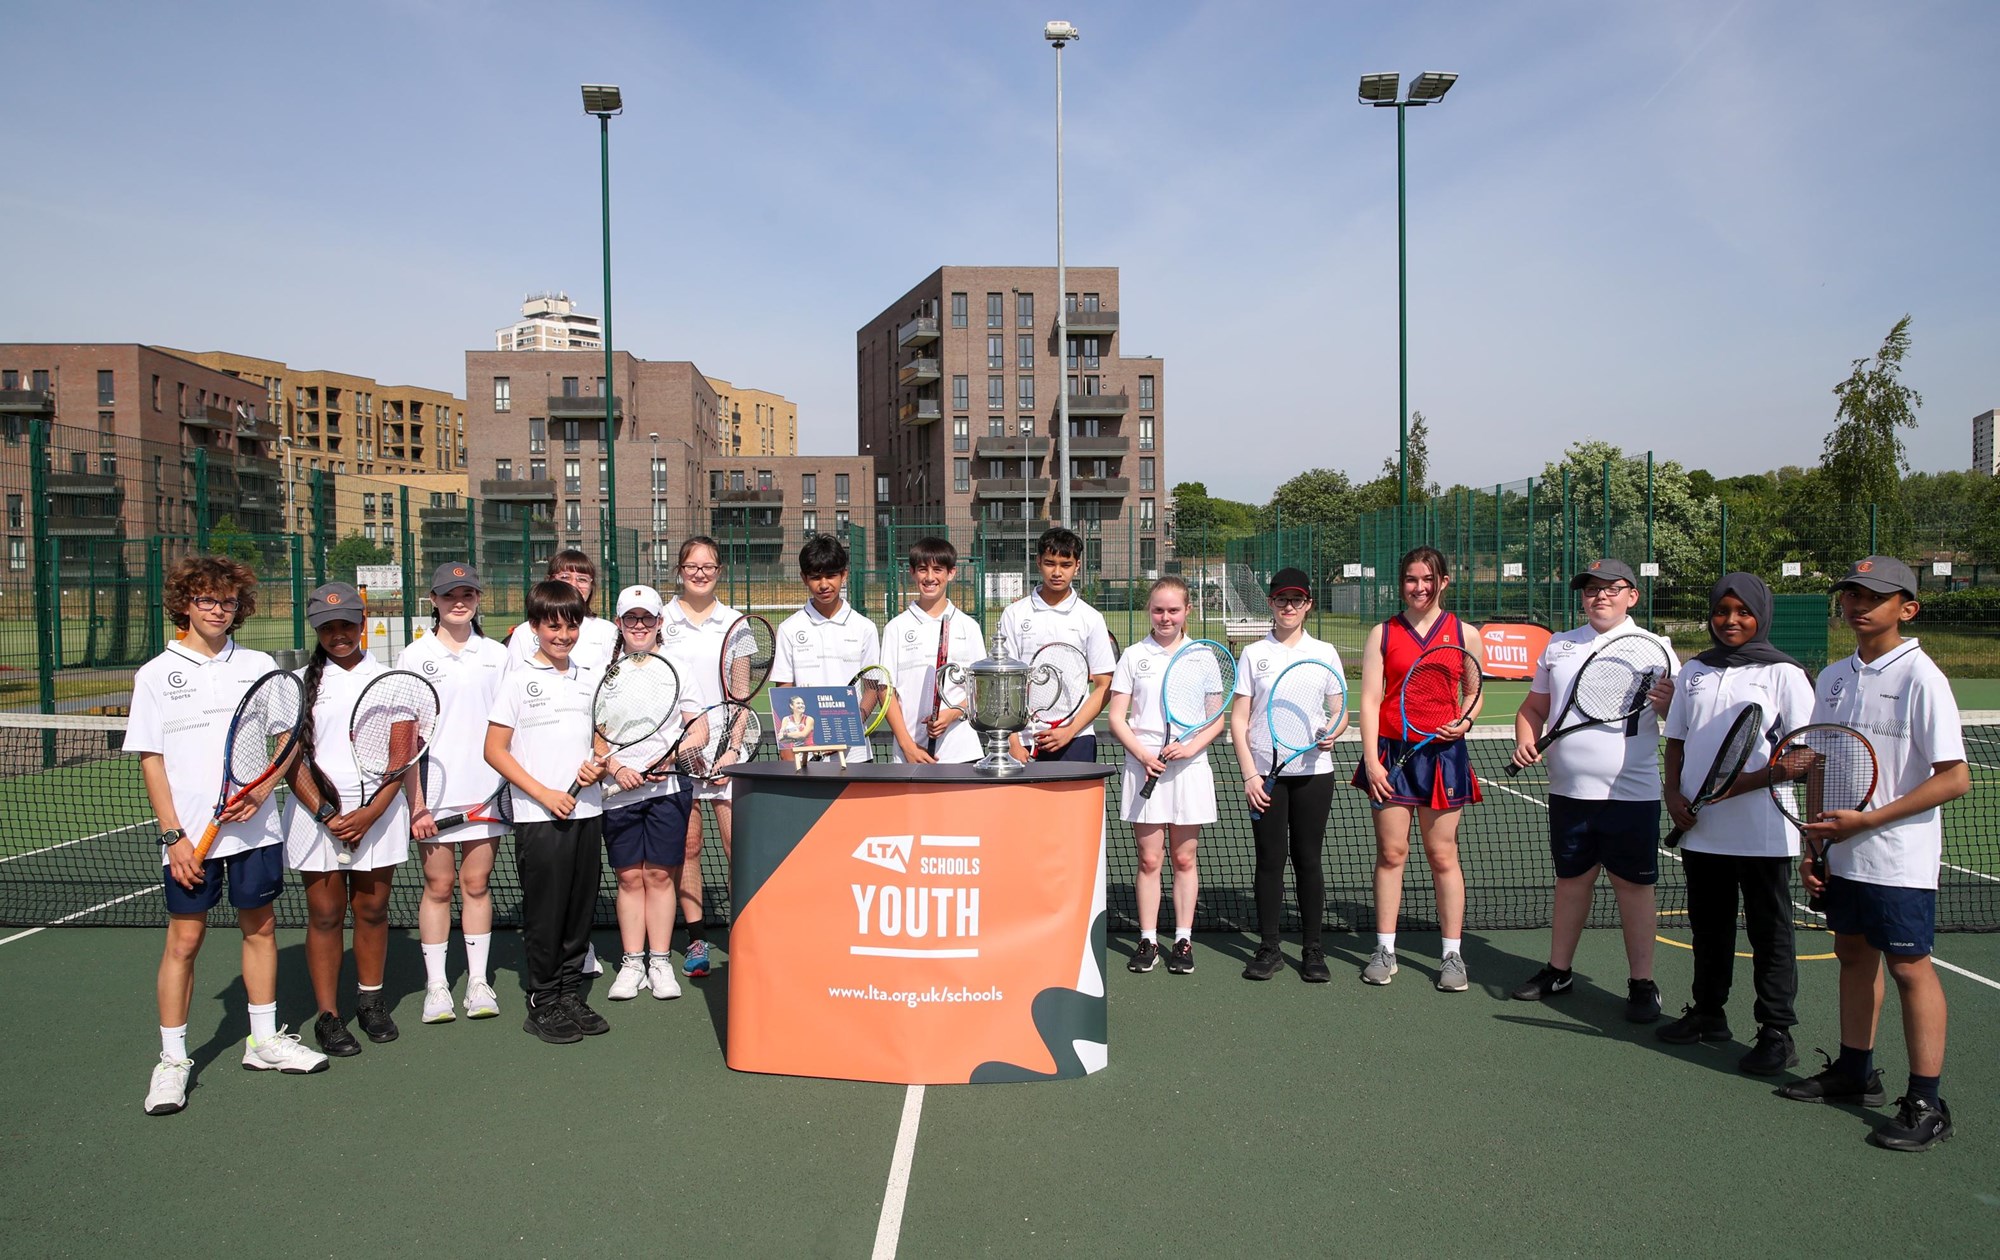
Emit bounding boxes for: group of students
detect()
[131,530,1968,1152]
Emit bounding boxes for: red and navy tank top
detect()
[1378,611,1466,737]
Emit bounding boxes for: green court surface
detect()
[5,924,1995,1257]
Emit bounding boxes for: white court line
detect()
[1943,861,2000,885]
[0,820,154,868]
[1935,958,2000,991]
[0,884,161,946]
[871,1084,925,1260]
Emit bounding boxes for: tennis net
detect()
[3,713,1994,933]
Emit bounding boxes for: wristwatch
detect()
[158,828,186,848]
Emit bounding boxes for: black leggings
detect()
[1253,772,1338,946]
[1682,848,1798,1028]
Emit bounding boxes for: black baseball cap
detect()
[1570,558,1639,590]
[1832,555,1917,598]
[430,561,483,594]
[306,582,365,626]
[1269,567,1311,598]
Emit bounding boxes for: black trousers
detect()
[515,815,605,999]
[1252,772,1338,947]
[1682,848,1798,1029]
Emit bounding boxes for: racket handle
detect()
[1662,825,1685,849]
[1138,769,1161,800]
[431,810,469,831]
[1503,760,1525,779]
[1248,773,1266,822]
[1807,846,1828,912]
[189,819,222,864]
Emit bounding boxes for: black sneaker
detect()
[1510,965,1574,1002]
[1777,1050,1887,1105]
[1625,979,1663,1024]
[1868,1095,1953,1152]
[1656,1005,1732,1045]
[313,1010,361,1058]
[1738,1026,1799,1076]
[561,992,610,1036]
[522,994,583,1045]
[1128,939,1160,974]
[355,993,399,1044]
[1299,945,1331,984]
[1242,944,1284,981]
[1166,939,1195,974]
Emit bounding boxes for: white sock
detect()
[358,982,382,994]
[464,933,492,984]
[623,952,644,967]
[1174,929,1191,944]
[247,1001,278,1043]
[650,951,672,964]
[1140,930,1157,944]
[422,941,449,987]
[1378,933,1397,953]
[1441,937,1462,958]
[161,1024,188,1060]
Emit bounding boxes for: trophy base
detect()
[973,730,1024,776]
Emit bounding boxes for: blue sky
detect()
[3,0,1994,502]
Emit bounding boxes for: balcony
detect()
[46,472,120,495]
[0,389,55,415]
[236,415,280,440]
[898,358,941,387]
[479,477,558,501]
[972,478,1052,500]
[714,487,784,504]
[547,394,621,419]
[897,317,940,348]
[1065,307,1119,334]
[1067,434,1130,454]
[1064,391,1129,416]
[974,434,1052,459]
[1068,477,1130,498]
[898,399,942,426]
[180,404,232,429]
[47,513,122,537]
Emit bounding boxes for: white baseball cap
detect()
[615,584,664,617]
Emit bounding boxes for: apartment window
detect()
[835,509,849,530]
[1017,377,1035,411]
[1140,497,1156,528]
[986,292,1003,328]
[529,418,546,453]
[651,458,668,493]
[876,475,890,504]
[494,458,514,481]
[564,459,581,493]
[730,470,745,491]
[562,376,580,397]
[1017,335,1034,369]
[362,493,377,517]
[96,370,114,406]
[1140,457,1156,491]
[0,370,16,389]
[1139,416,1155,451]
[383,496,395,522]
[952,417,969,453]
[176,382,187,416]
[835,473,851,504]
[562,420,580,452]
[952,375,969,411]
[530,458,547,481]
[953,459,970,493]
[599,458,609,492]
[989,415,1006,438]
[1139,376,1155,409]
[150,375,160,410]
[751,468,769,491]
[1082,292,1100,312]
[653,499,671,530]
[987,336,1004,369]
[565,501,582,532]
[596,377,607,397]
[987,376,1004,411]
[494,378,510,412]
[1017,292,1034,328]
[800,473,816,503]
[710,471,727,496]
[986,459,1006,479]
[6,496,20,528]
[1140,537,1156,570]
[950,292,968,328]
[801,509,818,534]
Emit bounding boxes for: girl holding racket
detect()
[398,563,510,1024]
[1353,547,1484,991]
[1228,568,1348,982]
[658,536,738,979]
[281,583,416,1058]
[1108,577,1226,975]
[1657,573,1815,1073]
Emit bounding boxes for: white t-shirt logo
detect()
[525,681,544,698]
[1256,657,1271,673]
[421,659,440,675]
[167,670,188,689]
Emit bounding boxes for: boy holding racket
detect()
[1777,556,1967,1153]
[995,526,1118,762]
[1510,558,1676,1022]
[772,534,881,761]
[132,557,327,1115]
[485,579,609,1044]
[881,537,987,765]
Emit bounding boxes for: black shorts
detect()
[602,786,694,870]
[1547,795,1659,884]
[1821,876,1936,957]
[162,842,285,914]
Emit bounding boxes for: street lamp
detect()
[648,430,660,580]
[582,82,623,601]
[1358,70,1457,553]
[1045,20,1078,530]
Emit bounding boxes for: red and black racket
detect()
[343,670,440,865]
[1025,642,1091,760]
[922,610,953,752]
[431,784,514,832]
[1767,723,1879,911]
[189,669,307,862]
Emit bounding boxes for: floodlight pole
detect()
[584,85,624,602]
[1396,100,1409,552]
[1049,22,1077,531]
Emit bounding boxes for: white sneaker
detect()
[422,980,457,1024]
[242,1026,331,1074]
[607,958,648,1001]
[145,1053,192,1115]
[647,956,682,1000]
[464,978,500,1019]
[582,943,603,976]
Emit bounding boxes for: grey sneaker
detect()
[1361,945,1398,986]
[1435,951,1469,992]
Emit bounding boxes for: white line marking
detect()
[850,946,979,959]
[0,821,153,867]
[0,884,159,944]
[1935,957,2000,992]
[871,1084,925,1260]
[1943,861,2000,885]
[0,927,44,946]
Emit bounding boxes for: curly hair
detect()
[165,555,257,632]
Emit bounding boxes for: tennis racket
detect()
[922,610,953,752]
[1025,642,1091,760]
[189,669,307,862]
[721,613,777,704]
[1505,632,1673,778]
[1387,643,1483,776]
[430,784,514,832]
[1139,638,1236,800]
[343,670,440,865]
[1251,656,1346,820]
[850,664,896,736]
[675,699,764,784]
[1767,723,1879,911]
[1663,702,1765,849]
[570,650,682,794]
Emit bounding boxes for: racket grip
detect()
[189,819,222,863]
[1662,825,1685,849]
[431,811,468,831]
[1138,771,1161,800]
[1503,760,1525,779]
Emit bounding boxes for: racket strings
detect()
[228,675,304,780]
[723,617,777,702]
[594,655,679,746]
[351,672,438,777]
[1704,707,1764,796]
[1163,644,1235,729]
[1401,651,1478,734]
[1028,646,1089,723]
[1268,666,1338,751]
[1570,640,1669,721]
[1773,728,1877,822]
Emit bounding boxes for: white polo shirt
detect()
[124,639,285,864]
[1112,634,1212,744]
[398,631,511,841]
[996,588,1118,676]
[280,652,411,870]
[1530,620,1678,801]
[1665,658,1816,858]
[487,657,604,824]
[658,598,740,714]
[599,652,686,811]
[773,600,881,762]
[879,600,987,764]
[506,616,619,674]
[1812,640,1965,890]
[1232,632,1347,778]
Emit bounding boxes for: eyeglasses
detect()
[619,613,659,627]
[1581,583,1634,599]
[553,570,593,586]
[192,596,242,613]
[680,564,719,577]
[1270,596,1310,610]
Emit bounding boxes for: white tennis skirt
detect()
[1118,753,1217,826]
[281,798,411,873]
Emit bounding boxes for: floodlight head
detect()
[1358,72,1400,105]
[1044,20,1078,46]
[580,84,623,116]
[1408,71,1458,104]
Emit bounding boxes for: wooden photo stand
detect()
[789,744,851,771]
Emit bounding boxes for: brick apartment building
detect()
[704,453,876,575]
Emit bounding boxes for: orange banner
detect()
[727,776,1108,1084]
[1477,621,1552,681]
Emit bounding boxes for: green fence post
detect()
[1526,476,1536,622]
[194,447,210,552]
[464,497,477,573]
[400,484,415,646]
[310,469,328,585]
[1869,502,1878,555]
[1561,466,1573,626]
[1601,457,1612,561]
[1645,452,1655,627]
[1720,501,1730,578]
[28,422,55,736]
[290,532,306,650]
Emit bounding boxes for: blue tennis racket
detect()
[1139,638,1236,801]
[1251,657,1347,820]
[1386,643,1483,776]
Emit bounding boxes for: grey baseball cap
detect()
[1570,558,1639,589]
[1832,555,1917,597]
[430,561,483,594]
[306,582,365,626]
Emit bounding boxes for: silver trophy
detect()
[947,634,1035,775]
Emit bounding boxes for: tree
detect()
[1377,410,1436,502]
[206,514,260,571]
[1169,481,1258,554]
[1822,315,1921,510]
[1532,440,1718,589]
[1261,468,1356,533]
[326,532,393,585]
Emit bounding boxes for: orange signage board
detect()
[727,777,1108,1084]
[1477,621,1551,681]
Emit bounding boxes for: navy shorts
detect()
[1547,795,1659,884]
[603,786,694,870]
[1821,876,1936,957]
[163,842,286,915]
[1040,731,1098,764]
[1352,737,1480,810]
